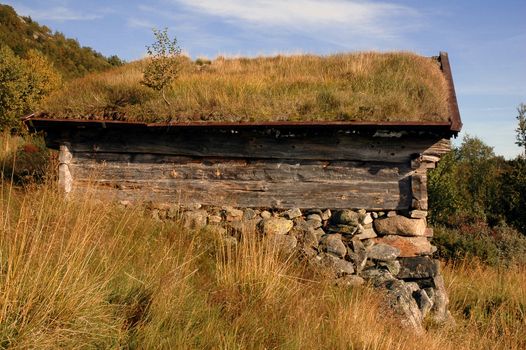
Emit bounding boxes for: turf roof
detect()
[38,52,451,124]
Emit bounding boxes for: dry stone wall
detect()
[142,202,453,332]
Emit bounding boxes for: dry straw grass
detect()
[40,52,449,123]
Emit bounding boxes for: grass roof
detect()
[38,52,450,123]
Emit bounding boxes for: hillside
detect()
[0,4,122,79]
[39,52,450,123]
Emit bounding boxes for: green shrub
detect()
[433,224,526,266]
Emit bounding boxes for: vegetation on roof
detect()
[39,52,450,123]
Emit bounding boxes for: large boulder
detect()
[366,243,400,261]
[374,216,427,236]
[382,279,424,333]
[397,257,440,279]
[258,217,294,235]
[374,236,435,257]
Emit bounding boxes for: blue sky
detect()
[4,0,525,158]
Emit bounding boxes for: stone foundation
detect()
[141,202,452,332]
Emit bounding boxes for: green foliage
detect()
[0,45,61,131]
[515,103,526,155]
[433,224,526,266]
[429,135,506,226]
[0,4,121,79]
[428,150,463,225]
[142,28,182,105]
[499,157,526,233]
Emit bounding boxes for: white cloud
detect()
[4,2,103,21]
[127,18,155,29]
[173,0,420,37]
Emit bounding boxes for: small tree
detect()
[0,45,61,131]
[142,28,182,106]
[515,103,526,155]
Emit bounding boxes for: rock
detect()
[243,208,258,221]
[372,212,379,219]
[260,210,272,219]
[304,208,323,216]
[319,234,347,258]
[267,234,297,255]
[397,257,439,279]
[414,289,433,319]
[290,221,319,249]
[284,208,302,219]
[374,216,427,236]
[317,253,355,277]
[258,217,294,235]
[330,210,361,226]
[374,236,435,257]
[301,229,320,249]
[413,278,435,289]
[348,239,367,273]
[378,260,401,276]
[406,282,420,293]
[362,239,375,248]
[306,214,322,222]
[208,215,222,224]
[362,213,373,225]
[183,203,202,211]
[313,228,325,240]
[354,228,377,240]
[306,219,322,229]
[367,243,400,261]
[183,210,208,229]
[335,275,365,288]
[382,279,424,333]
[409,210,428,219]
[222,206,244,222]
[321,209,332,221]
[360,267,396,286]
[430,275,453,324]
[327,224,358,235]
[387,211,397,217]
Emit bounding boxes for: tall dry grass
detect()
[40,52,449,123]
[1,134,525,349]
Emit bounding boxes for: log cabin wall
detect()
[51,125,451,210]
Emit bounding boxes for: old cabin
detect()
[24,51,462,330]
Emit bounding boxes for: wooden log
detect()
[69,155,412,183]
[55,128,451,163]
[411,171,428,210]
[70,177,412,210]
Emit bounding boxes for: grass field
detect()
[39,52,449,124]
[1,133,525,349]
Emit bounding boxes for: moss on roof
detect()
[38,52,450,123]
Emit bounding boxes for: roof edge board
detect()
[439,51,463,133]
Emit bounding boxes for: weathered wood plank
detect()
[71,178,412,210]
[69,155,412,183]
[57,128,449,162]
